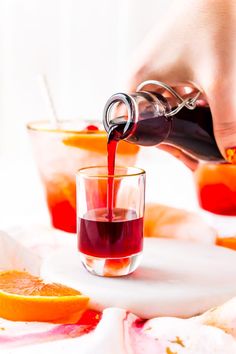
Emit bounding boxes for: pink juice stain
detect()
[0,310,101,347]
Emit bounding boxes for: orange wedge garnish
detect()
[0,270,89,323]
[62,132,139,155]
[216,237,236,251]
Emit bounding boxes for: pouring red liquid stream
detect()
[107,124,125,221]
[107,138,118,221]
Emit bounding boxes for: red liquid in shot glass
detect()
[78,208,143,258]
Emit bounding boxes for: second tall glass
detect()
[27,120,139,233]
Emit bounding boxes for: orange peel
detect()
[62,132,139,155]
[0,270,89,323]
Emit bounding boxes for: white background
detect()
[0,0,199,228]
[0,0,173,155]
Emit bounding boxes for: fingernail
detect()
[225,147,236,163]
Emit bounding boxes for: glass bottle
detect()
[103,80,224,165]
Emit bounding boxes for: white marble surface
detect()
[41,238,236,319]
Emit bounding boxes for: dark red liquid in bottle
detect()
[166,106,223,161]
[78,208,143,258]
[110,106,224,162]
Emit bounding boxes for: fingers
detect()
[158,144,199,171]
[205,83,236,162]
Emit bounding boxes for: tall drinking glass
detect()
[27,120,139,233]
[194,162,236,249]
[77,166,146,277]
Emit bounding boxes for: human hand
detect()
[128,0,236,162]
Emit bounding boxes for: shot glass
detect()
[77,166,146,277]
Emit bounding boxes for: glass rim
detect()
[26,119,105,134]
[77,165,146,178]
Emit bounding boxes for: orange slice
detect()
[216,237,236,251]
[62,132,139,155]
[0,270,89,323]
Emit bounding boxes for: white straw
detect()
[38,74,59,127]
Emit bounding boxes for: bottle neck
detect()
[103,93,138,140]
[103,91,171,143]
